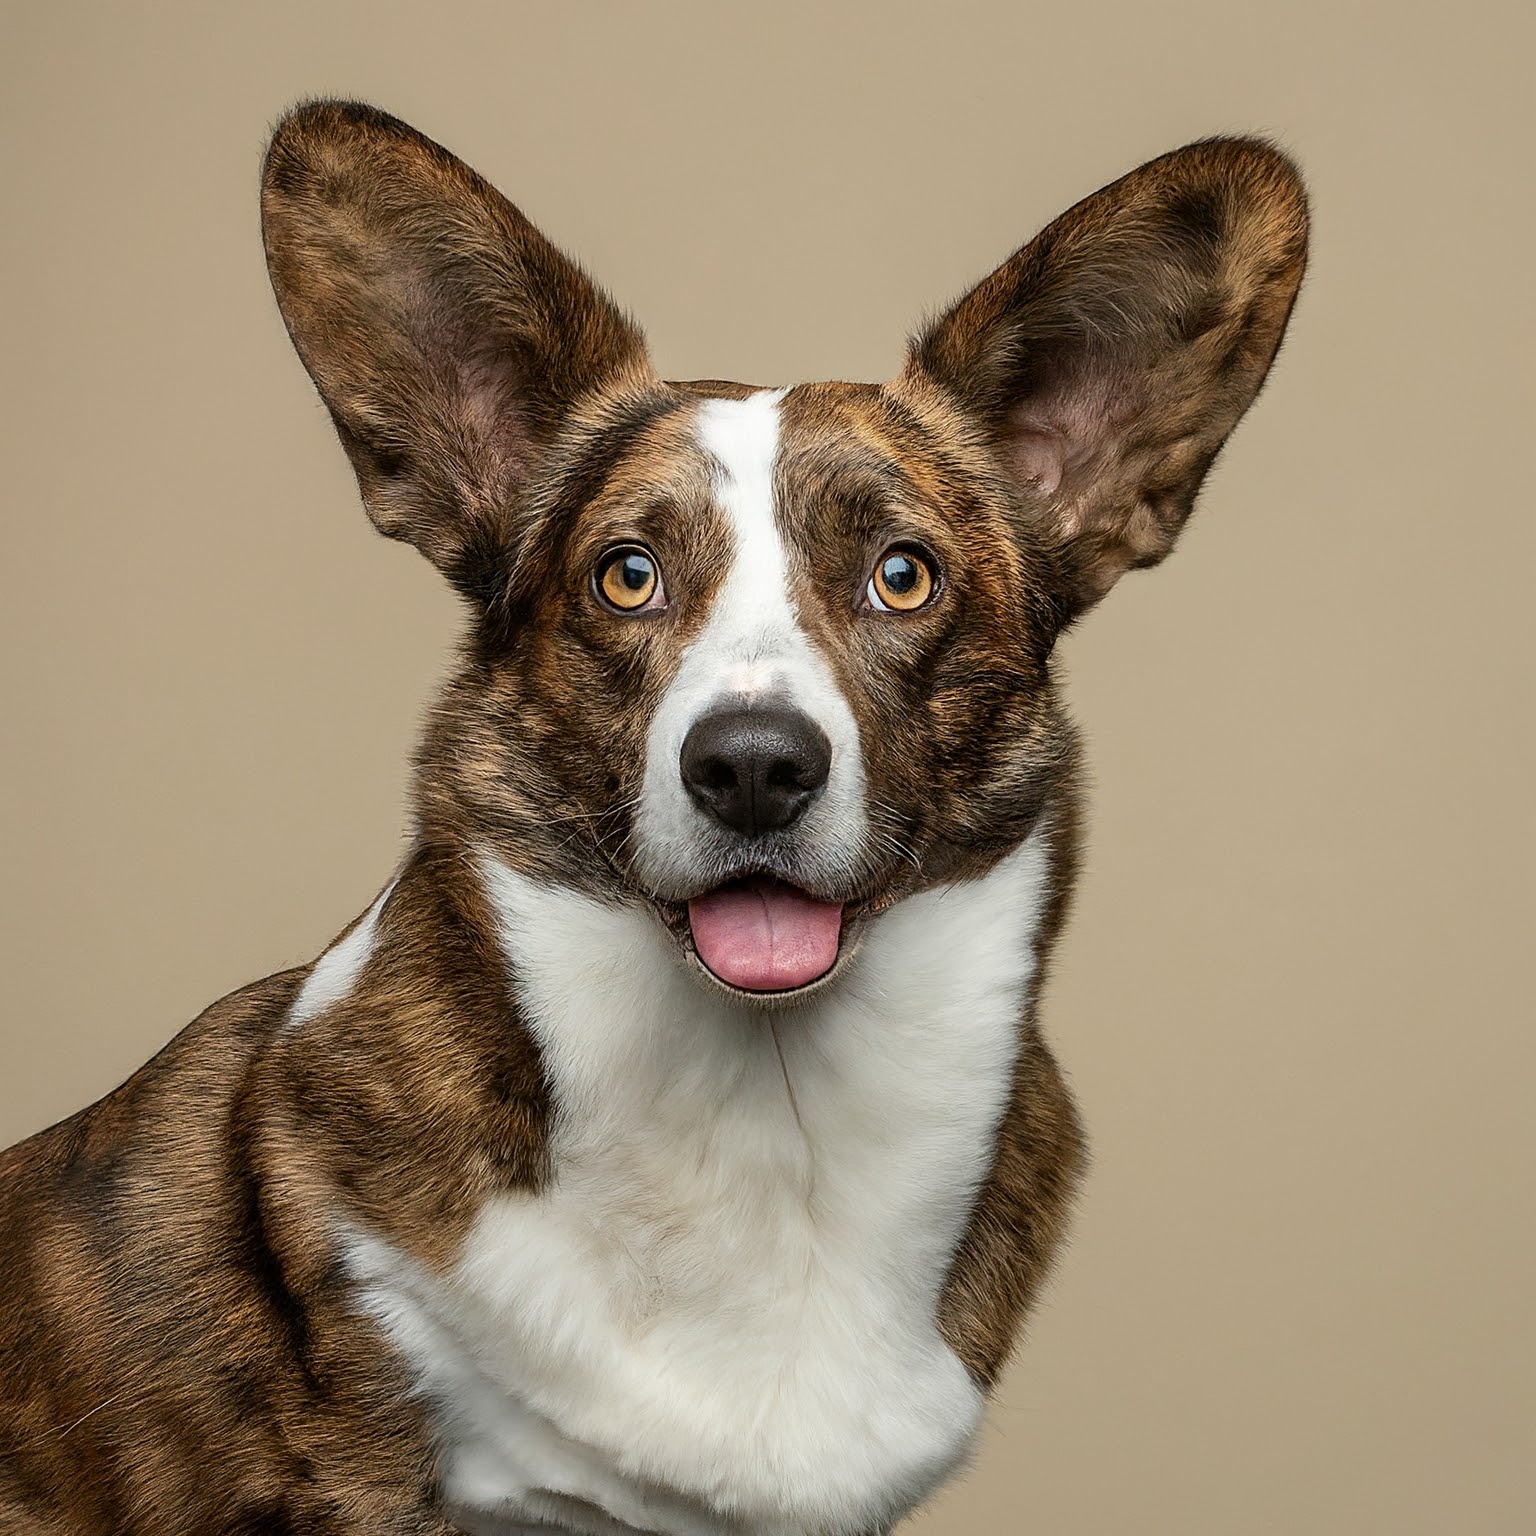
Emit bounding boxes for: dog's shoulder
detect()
[0,965,305,1192]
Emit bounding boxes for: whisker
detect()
[22,1385,137,1448]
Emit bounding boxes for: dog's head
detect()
[263,102,1306,1000]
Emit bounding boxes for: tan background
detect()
[3,1,1532,1530]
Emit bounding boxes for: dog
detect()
[0,101,1306,1536]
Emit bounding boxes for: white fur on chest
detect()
[347,833,1050,1536]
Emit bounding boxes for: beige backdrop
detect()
[3,2,1532,1531]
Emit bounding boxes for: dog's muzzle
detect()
[671,703,844,993]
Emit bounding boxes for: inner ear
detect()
[901,137,1308,613]
[1005,361,1125,503]
[262,100,654,598]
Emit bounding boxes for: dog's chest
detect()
[348,839,1049,1535]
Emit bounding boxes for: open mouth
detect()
[682,877,849,995]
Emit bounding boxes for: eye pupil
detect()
[882,555,917,594]
[619,554,652,589]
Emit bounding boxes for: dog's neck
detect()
[281,804,1058,1193]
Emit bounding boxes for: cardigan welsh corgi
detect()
[0,101,1306,1536]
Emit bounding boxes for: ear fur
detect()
[261,100,652,596]
[903,137,1308,613]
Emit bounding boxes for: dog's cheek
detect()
[531,623,679,820]
[830,624,949,860]
[914,604,1053,855]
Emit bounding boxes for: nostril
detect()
[766,756,814,792]
[700,757,738,792]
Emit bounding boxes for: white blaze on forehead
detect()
[633,390,867,893]
[693,390,798,697]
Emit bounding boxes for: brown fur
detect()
[0,101,1306,1532]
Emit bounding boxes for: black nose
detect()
[680,705,833,837]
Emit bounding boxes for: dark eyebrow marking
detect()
[537,391,689,532]
[790,449,929,544]
[471,389,687,640]
[864,390,981,491]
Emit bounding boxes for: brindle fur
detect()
[0,101,1306,1532]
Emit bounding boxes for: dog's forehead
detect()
[565,378,958,538]
[687,378,946,484]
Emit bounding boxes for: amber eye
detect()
[595,546,665,612]
[866,547,937,612]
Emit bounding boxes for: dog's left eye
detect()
[595,546,667,613]
[865,547,938,613]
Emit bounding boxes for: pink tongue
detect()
[688,879,843,992]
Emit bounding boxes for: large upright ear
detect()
[902,137,1308,614]
[261,100,652,594]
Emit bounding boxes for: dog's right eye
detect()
[595,546,667,613]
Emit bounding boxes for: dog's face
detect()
[445,377,1076,997]
[263,103,1306,999]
